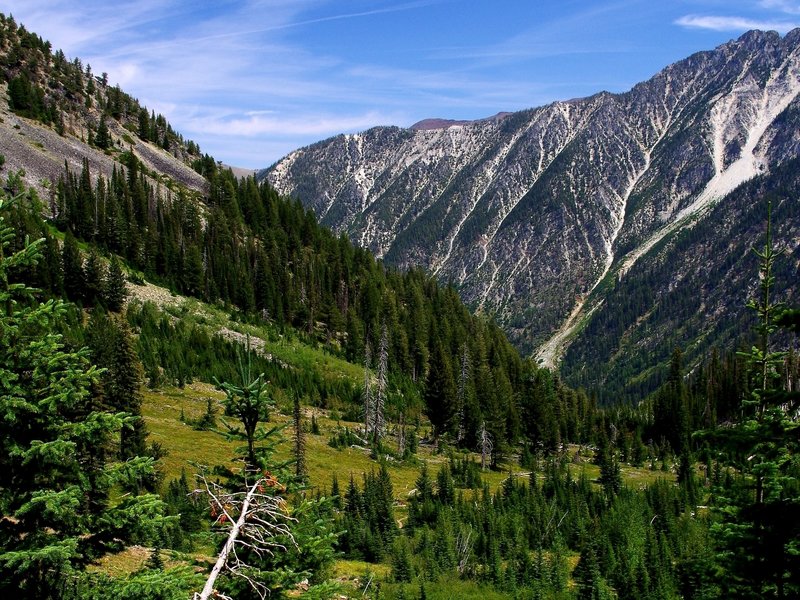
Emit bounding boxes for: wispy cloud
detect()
[675,14,799,33]
[183,110,405,138]
[760,0,800,15]
[8,0,794,168]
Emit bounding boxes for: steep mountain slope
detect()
[265,29,800,397]
[0,17,208,200]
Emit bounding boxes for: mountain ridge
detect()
[264,28,800,398]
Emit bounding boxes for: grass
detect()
[142,384,239,480]
[143,382,673,503]
[143,381,530,511]
[144,382,444,501]
[159,295,364,388]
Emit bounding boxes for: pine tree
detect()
[215,337,274,468]
[61,229,85,302]
[83,248,105,306]
[331,473,342,509]
[293,392,307,481]
[392,537,415,582]
[87,311,147,460]
[95,117,111,149]
[598,445,622,499]
[103,254,127,311]
[424,337,456,439]
[457,343,471,444]
[700,203,800,598]
[0,190,166,598]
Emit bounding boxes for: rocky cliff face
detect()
[265,30,800,398]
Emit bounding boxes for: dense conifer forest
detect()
[0,13,798,600]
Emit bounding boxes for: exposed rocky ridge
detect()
[0,16,209,201]
[0,82,208,200]
[265,29,800,396]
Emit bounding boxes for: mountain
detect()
[264,29,800,401]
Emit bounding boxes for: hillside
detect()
[0,23,208,199]
[0,11,586,466]
[265,29,800,401]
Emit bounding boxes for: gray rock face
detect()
[265,30,800,395]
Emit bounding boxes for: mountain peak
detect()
[266,31,800,400]
[409,112,512,131]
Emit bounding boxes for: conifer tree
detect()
[0,190,166,598]
[61,228,85,302]
[87,310,148,460]
[293,392,307,482]
[83,248,105,306]
[103,254,127,311]
[95,117,110,149]
[424,337,456,439]
[215,338,274,468]
[457,343,471,444]
[700,203,800,598]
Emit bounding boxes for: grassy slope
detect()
[132,285,675,596]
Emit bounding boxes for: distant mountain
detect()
[264,29,800,400]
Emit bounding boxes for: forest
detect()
[0,12,799,600]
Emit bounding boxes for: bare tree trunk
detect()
[362,340,372,438]
[197,478,261,600]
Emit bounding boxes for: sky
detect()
[2,1,800,169]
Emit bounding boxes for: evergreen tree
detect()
[87,310,148,460]
[0,190,166,598]
[424,338,456,439]
[62,229,85,302]
[215,338,274,468]
[95,117,111,149]
[700,204,800,598]
[391,537,415,582]
[103,254,127,311]
[83,248,105,306]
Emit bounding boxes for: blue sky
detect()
[3,1,800,168]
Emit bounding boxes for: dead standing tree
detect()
[372,322,388,443]
[194,467,297,600]
[362,339,372,439]
[479,420,493,471]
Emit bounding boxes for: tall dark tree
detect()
[83,249,105,306]
[87,311,147,460]
[95,117,111,149]
[61,229,85,303]
[0,190,165,599]
[424,337,456,438]
[700,203,800,599]
[103,254,127,312]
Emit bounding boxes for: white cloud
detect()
[675,14,799,33]
[184,110,405,138]
[760,0,800,15]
